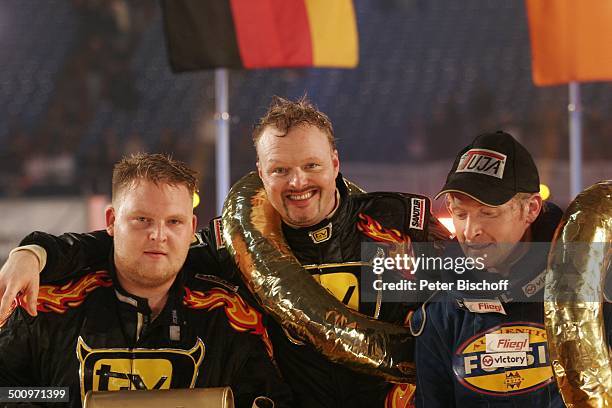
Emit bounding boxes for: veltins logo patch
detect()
[456,148,507,179]
[77,337,204,403]
[453,323,554,396]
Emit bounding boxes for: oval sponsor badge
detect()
[452,323,554,396]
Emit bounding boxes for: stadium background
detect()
[0,0,610,258]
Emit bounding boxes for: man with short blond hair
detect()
[410,131,567,407]
[0,153,291,408]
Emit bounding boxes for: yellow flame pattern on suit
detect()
[357,213,407,243]
[37,271,113,313]
[183,287,273,359]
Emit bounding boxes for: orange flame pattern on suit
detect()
[385,383,416,408]
[183,287,273,358]
[359,212,417,404]
[37,271,113,313]
[357,213,409,243]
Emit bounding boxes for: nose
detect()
[463,216,482,242]
[288,168,307,190]
[149,222,168,242]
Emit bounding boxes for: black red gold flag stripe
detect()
[162,0,358,71]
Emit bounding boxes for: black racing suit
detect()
[19,175,449,407]
[0,261,293,408]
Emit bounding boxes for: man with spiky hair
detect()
[0,153,291,408]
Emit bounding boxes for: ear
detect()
[331,149,340,178]
[444,195,453,215]
[525,194,542,224]
[191,214,198,235]
[105,205,116,236]
[256,160,263,179]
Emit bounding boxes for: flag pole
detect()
[215,68,230,214]
[568,81,583,199]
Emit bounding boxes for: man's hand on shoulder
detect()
[0,247,43,319]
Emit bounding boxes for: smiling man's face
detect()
[447,193,535,269]
[256,124,339,227]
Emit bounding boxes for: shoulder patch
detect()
[183,287,273,358]
[212,218,225,249]
[409,197,426,230]
[37,271,113,314]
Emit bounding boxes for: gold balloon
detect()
[545,181,612,407]
[222,172,417,383]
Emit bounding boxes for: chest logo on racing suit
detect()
[456,148,507,179]
[76,337,204,403]
[308,222,332,244]
[312,272,360,310]
[453,323,554,396]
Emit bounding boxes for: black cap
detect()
[435,131,540,206]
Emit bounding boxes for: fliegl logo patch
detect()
[453,323,554,396]
[77,337,204,403]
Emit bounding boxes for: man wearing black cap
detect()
[410,131,568,407]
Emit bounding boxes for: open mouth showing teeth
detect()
[287,190,316,201]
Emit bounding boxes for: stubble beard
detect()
[282,193,323,227]
[115,252,179,290]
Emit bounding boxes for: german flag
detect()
[161,0,359,71]
[526,0,612,86]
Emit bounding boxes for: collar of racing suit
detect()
[106,247,187,319]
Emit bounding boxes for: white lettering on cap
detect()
[456,148,507,179]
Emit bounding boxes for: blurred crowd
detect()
[0,0,162,197]
[1,0,610,206]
